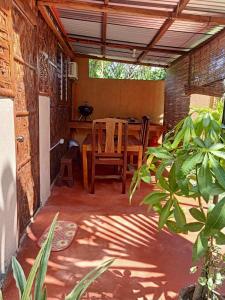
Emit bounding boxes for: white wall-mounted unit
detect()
[68,61,78,80]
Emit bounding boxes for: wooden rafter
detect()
[68,37,188,55]
[137,0,191,62]
[49,6,68,37]
[76,53,169,68]
[102,0,108,57]
[38,0,225,25]
[38,5,74,58]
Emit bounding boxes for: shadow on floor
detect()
[3,169,196,300]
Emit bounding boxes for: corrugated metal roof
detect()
[156,30,208,48]
[71,43,102,56]
[110,0,179,11]
[55,1,225,66]
[184,0,225,16]
[61,18,102,39]
[107,24,158,45]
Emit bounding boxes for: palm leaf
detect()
[12,257,27,297]
[21,214,58,300]
[34,213,59,300]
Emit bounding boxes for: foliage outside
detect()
[89,59,166,80]
[130,107,225,299]
[0,214,114,300]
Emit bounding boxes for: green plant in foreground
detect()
[130,108,225,299]
[1,214,114,300]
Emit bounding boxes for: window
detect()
[89,59,166,80]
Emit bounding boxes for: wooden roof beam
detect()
[37,0,225,25]
[102,0,108,57]
[137,0,190,62]
[38,5,75,58]
[68,37,187,55]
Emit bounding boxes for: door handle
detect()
[16,136,24,143]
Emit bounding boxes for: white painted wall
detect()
[39,96,50,205]
[0,97,18,274]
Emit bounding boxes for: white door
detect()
[0,97,18,275]
[39,96,50,205]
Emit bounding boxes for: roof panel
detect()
[61,18,101,39]
[170,20,223,34]
[110,0,179,11]
[184,0,225,16]
[107,24,158,45]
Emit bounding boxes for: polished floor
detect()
[3,170,198,300]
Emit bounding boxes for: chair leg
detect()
[122,165,126,194]
[90,163,95,194]
[130,154,134,165]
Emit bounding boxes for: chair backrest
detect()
[140,116,151,148]
[92,118,128,155]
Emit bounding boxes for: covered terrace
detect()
[1,0,225,299]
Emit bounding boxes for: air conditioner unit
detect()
[68,62,78,80]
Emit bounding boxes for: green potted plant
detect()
[130,108,225,299]
[0,214,114,300]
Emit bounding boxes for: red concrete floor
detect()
[3,170,198,300]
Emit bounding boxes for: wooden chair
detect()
[129,116,150,165]
[91,118,128,194]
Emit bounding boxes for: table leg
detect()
[82,145,88,190]
[137,146,143,170]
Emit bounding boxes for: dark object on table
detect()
[68,139,79,148]
[78,103,93,121]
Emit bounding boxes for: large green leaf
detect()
[184,222,204,232]
[192,231,208,261]
[205,196,225,234]
[214,231,225,245]
[193,137,205,148]
[171,128,185,149]
[189,208,206,223]
[158,176,170,192]
[12,257,27,298]
[147,147,172,160]
[174,200,186,227]
[180,152,203,177]
[202,114,211,128]
[34,214,58,300]
[197,157,213,201]
[209,154,225,190]
[159,198,173,229]
[168,164,178,192]
[183,127,191,146]
[211,150,225,160]
[209,144,225,151]
[65,258,115,300]
[166,220,181,234]
[142,191,168,206]
[155,161,172,180]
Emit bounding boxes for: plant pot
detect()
[178,285,225,300]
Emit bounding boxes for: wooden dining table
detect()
[82,134,143,190]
